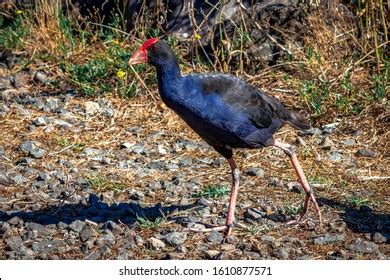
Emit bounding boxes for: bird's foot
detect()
[183,224,234,236]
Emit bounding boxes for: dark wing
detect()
[200,74,309,130]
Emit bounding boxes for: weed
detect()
[87,175,125,193]
[0,12,29,49]
[137,215,165,229]
[193,185,230,199]
[284,204,303,218]
[347,196,369,208]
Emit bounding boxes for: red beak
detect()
[128,49,147,65]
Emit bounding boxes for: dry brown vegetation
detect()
[0,0,389,259]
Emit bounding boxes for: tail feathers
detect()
[285,110,311,131]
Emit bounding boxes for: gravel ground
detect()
[0,74,389,260]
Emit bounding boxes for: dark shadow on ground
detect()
[0,194,197,227]
[319,197,390,237]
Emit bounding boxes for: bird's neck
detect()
[155,60,182,102]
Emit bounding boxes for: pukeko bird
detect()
[128,38,322,236]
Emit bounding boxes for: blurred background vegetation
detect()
[0,0,388,123]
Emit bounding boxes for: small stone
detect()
[207,230,224,244]
[341,139,356,146]
[286,181,302,193]
[135,235,144,245]
[148,237,165,250]
[5,236,24,251]
[321,123,338,134]
[356,149,377,158]
[164,232,187,246]
[166,253,186,260]
[328,151,342,162]
[261,235,278,247]
[205,250,220,259]
[68,220,85,233]
[33,71,49,84]
[225,235,239,244]
[85,101,100,115]
[313,234,345,245]
[246,167,265,177]
[19,141,45,159]
[275,247,290,259]
[13,72,30,87]
[0,76,11,89]
[320,137,333,150]
[79,225,96,242]
[244,208,264,221]
[349,239,379,254]
[372,233,388,244]
[221,243,235,251]
[157,145,168,155]
[268,177,284,187]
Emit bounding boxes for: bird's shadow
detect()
[0,194,196,228]
[319,197,389,237]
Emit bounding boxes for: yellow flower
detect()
[116,69,126,79]
[16,10,24,15]
[194,33,202,40]
[113,39,119,45]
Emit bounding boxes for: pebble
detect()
[148,237,166,250]
[348,239,379,254]
[163,232,188,246]
[328,151,342,162]
[245,167,265,177]
[313,234,345,245]
[85,101,101,115]
[68,220,85,233]
[356,149,377,158]
[19,141,45,159]
[373,233,388,244]
[205,250,220,259]
[207,230,224,244]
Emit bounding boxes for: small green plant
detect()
[0,11,29,49]
[347,196,369,208]
[56,137,85,152]
[87,175,125,193]
[285,204,303,218]
[244,225,269,236]
[193,185,230,199]
[137,215,165,229]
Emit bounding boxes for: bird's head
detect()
[128,38,174,67]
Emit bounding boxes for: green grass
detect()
[56,137,85,152]
[87,175,126,194]
[136,215,166,229]
[284,204,303,218]
[346,196,370,208]
[0,12,29,49]
[193,185,231,199]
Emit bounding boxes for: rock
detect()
[52,119,72,129]
[33,71,49,84]
[0,104,10,117]
[225,235,239,244]
[328,151,342,162]
[0,76,12,89]
[117,249,134,260]
[79,225,96,242]
[313,234,345,245]
[356,149,377,158]
[275,247,290,259]
[321,123,338,134]
[163,232,188,246]
[207,230,224,244]
[166,253,186,260]
[246,167,265,177]
[348,239,379,254]
[85,101,100,115]
[221,243,235,251]
[20,141,45,159]
[13,72,30,87]
[95,231,115,245]
[341,139,356,146]
[372,233,388,244]
[244,208,264,221]
[83,147,104,161]
[205,250,221,259]
[5,236,24,251]
[148,237,165,250]
[320,137,333,150]
[68,220,85,233]
[268,177,284,188]
[26,222,49,237]
[261,235,278,247]
[286,181,302,193]
[0,168,11,185]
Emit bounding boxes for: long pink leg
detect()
[184,158,240,236]
[273,140,323,226]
